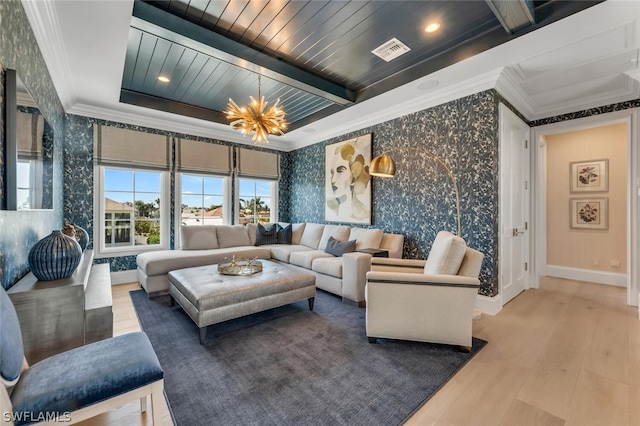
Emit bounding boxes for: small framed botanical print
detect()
[570,159,608,193]
[570,197,608,230]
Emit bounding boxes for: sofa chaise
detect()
[136,223,403,306]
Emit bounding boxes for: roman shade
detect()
[17,111,44,160]
[237,148,280,179]
[94,124,171,170]
[176,138,231,175]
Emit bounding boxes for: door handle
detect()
[512,228,525,237]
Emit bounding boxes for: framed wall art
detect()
[570,197,608,230]
[325,133,372,224]
[570,159,608,193]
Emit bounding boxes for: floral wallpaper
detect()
[284,90,501,296]
[530,100,640,127]
[0,0,64,290]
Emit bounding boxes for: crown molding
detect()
[529,74,640,121]
[21,0,77,110]
[494,67,537,121]
[67,103,291,151]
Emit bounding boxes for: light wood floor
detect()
[80,277,639,425]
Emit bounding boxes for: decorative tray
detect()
[217,258,262,276]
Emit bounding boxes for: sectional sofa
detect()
[136,223,404,305]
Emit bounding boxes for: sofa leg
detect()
[308,297,315,311]
[169,296,175,306]
[368,337,377,344]
[458,345,471,353]
[199,327,207,344]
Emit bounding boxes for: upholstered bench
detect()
[168,259,316,343]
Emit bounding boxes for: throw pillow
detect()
[181,225,218,250]
[256,223,278,245]
[423,231,467,275]
[276,223,293,244]
[324,236,356,257]
[216,225,251,248]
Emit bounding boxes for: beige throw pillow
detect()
[348,227,384,250]
[423,231,467,275]
[318,225,351,250]
[180,225,218,250]
[216,225,251,248]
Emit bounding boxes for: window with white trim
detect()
[94,166,170,257]
[237,178,277,224]
[177,173,230,226]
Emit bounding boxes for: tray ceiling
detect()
[120,0,601,130]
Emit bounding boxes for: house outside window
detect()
[95,166,170,257]
[237,178,277,224]
[177,174,230,226]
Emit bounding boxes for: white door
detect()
[499,104,530,305]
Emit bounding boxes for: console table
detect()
[7,250,113,364]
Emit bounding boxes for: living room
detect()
[2,0,640,424]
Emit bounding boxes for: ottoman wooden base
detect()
[168,260,316,343]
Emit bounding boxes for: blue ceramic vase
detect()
[29,230,82,281]
[72,224,89,251]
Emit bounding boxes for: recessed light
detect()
[158,76,170,83]
[425,23,440,33]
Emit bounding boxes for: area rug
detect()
[130,289,486,426]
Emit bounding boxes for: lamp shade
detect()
[369,153,396,177]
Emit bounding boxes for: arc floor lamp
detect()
[369,147,461,237]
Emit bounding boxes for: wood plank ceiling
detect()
[120,0,602,130]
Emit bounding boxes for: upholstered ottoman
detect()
[168,260,316,343]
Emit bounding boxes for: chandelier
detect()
[224,75,287,144]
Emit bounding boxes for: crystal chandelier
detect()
[224,75,287,144]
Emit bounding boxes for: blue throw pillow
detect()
[256,223,278,245]
[276,224,292,244]
[324,236,356,257]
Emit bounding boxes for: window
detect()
[237,178,277,224]
[95,166,169,257]
[178,174,229,226]
[16,160,35,209]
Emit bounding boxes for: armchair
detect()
[365,231,483,350]
[1,288,164,425]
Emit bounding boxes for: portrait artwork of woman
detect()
[325,134,372,224]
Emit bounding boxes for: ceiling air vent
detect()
[371,38,411,62]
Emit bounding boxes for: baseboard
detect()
[110,269,138,285]
[475,294,502,316]
[545,265,626,287]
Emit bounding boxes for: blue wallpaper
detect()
[0,0,64,289]
[531,99,640,127]
[285,90,501,296]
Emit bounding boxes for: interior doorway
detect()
[499,104,530,306]
[532,109,639,309]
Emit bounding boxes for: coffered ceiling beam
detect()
[132,1,355,106]
[485,0,535,34]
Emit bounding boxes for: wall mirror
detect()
[4,69,54,210]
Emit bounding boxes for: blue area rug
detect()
[130,289,486,426]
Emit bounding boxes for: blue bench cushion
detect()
[10,332,163,424]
